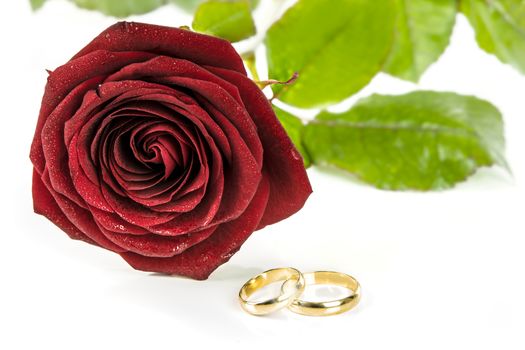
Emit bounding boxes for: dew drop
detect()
[124,22,136,33]
[290,149,301,161]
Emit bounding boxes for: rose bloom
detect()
[30,22,311,280]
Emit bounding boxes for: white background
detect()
[1,1,524,349]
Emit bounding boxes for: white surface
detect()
[1,1,524,349]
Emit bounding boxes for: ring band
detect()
[238,267,305,316]
[287,271,360,316]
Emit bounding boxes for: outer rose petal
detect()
[206,67,312,227]
[120,176,270,280]
[73,22,246,75]
[33,169,95,245]
[102,225,217,258]
[40,171,125,252]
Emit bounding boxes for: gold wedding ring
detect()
[239,269,361,317]
[287,271,361,316]
[238,267,305,316]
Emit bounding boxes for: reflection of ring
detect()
[238,268,305,316]
[287,271,361,316]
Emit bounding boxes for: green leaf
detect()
[169,0,205,12]
[192,0,256,42]
[265,0,396,108]
[303,91,506,190]
[71,0,165,17]
[461,0,525,74]
[272,105,311,167]
[170,0,256,11]
[384,0,457,82]
[30,0,46,10]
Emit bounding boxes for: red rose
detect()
[30,22,311,280]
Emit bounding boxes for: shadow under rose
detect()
[206,264,264,281]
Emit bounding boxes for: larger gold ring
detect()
[238,267,305,315]
[287,271,361,316]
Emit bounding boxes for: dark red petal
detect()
[103,226,217,258]
[68,133,112,212]
[32,169,96,245]
[144,172,224,235]
[113,107,210,205]
[205,67,312,227]
[64,82,171,147]
[103,56,261,164]
[124,91,262,225]
[157,76,263,167]
[120,176,270,280]
[30,50,154,174]
[195,97,262,221]
[89,206,151,235]
[64,83,217,228]
[149,189,204,213]
[68,80,258,233]
[40,170,126,253]
[141,78,264,225]
[40,76,103,208]
[100,183,177,227]
[97,116,220,229]
[105,56,245,106]
[73,22,246,75]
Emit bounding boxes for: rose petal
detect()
[68,133,112,212]
[89,206,151,235]
[73,22,245,75]
[102,225,217,258]
[31,50,154,174]
[41,76,104,208]
[40,170,126,253]
[68,82,256,233]
[120,176,270,280]
[205,67,312,227]
[32,169,96,245]
[100,184,177,227]
[135,78,264,224]
[65,83,221,228]
[105,56,244,105]
[104,56,261,164]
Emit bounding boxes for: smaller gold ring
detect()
[238,267,305,316]
[287,271,360,316]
